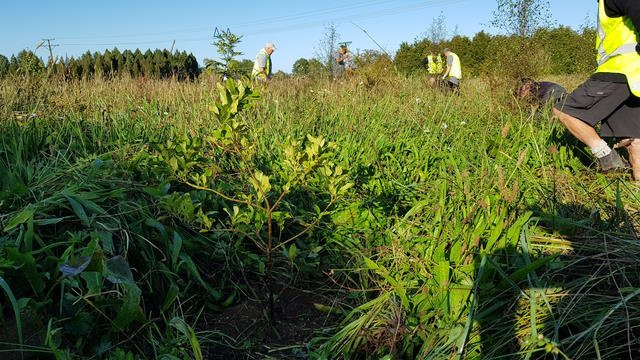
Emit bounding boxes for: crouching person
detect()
[553,0,640,180]
[516,78,567,107]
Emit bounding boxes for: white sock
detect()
[590,140,612,158]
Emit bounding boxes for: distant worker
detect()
[252,42,276,83]
[553,0,640,179]
[516,78,567,107]
[442,48,462,93]
[423,52,444,86]
[335,44,353,79]
[434,52,444,75]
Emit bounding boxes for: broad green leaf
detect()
[168,157,178,172]
[81,271,103,294]
[162,283,180,312]
[6,248,45,295]
[113,283,143,331]
[179,254,222,300]
[363,257,379,271]
[404,200,430,219]
[435,261,451,315]
[144,218,168,240]
[64,195,89,227]
[96,231,114,254]
[3,204,35,232]
[105,256,134,284]
[74,194,107,215]
[485,219,504,251]
[171,232,183,270]
[250,171,271,195]
[288,244,297,260]
[59,256,92,276]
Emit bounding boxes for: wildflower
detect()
[424,128,431,133]
[460,121,467,126]
[415,98,422,103]
[442,123,448,129]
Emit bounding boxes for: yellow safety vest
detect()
[448,52,462,79]
[427,55,436,74]
[595,0,640,96]
[435,56,444,74]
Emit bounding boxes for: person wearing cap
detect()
[252,42,276,83]
[441,48,462,93]
[335,44,353,79]
[552,0,640,179]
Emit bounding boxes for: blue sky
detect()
[1,1,593,73]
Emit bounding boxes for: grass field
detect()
[1,73,640,359]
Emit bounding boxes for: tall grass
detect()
[1,73,639,359]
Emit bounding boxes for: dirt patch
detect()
[202,286,343,359]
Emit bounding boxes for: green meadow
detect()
[1,73,640,359]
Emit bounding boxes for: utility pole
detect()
[37,38,59,66]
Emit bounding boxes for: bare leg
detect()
[553,108,602,148]
[627,139,640,181]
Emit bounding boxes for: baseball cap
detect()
[266,42,276,50]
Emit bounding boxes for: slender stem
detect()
[183,180,264,211]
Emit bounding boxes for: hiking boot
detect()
[598,149,630,173]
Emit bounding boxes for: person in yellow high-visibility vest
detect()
[434,53,444,74]
[441,48,461,94]
[426,53,436,74]
[553,0,640,179]
[424,52,443,87]
[252,42,276,83]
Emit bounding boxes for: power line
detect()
[225,0,398,28]
[54,0,398,41]
[57,0,470,49]
[55,0,464,46]
[239,0,467,36]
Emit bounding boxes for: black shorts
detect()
[554,78,640,138]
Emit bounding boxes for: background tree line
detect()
[0,48,200,80]
[290,25,596,79]
[0,25,596,81]
[394,26,596,78]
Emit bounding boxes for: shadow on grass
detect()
[473,188,640,359]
